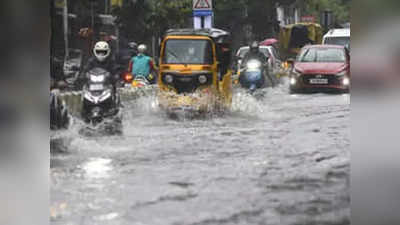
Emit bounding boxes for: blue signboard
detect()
[193,10,213,17]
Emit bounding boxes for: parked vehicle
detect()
[289,45,350,93]
[322,28,350,50]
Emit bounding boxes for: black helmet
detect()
[128,42,138,50]
[250,41,259,53]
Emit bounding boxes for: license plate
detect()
[178,77,192,82]
[309,78,328,84]
[89,84,104,91]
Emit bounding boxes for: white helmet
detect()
[138,44,147,54]
[93,41,111,62]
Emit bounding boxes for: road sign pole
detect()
[63,0,69,59]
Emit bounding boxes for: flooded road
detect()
[50,84,350,225]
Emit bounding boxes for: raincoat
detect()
[130,54,153,78]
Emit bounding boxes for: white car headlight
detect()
[342,77,350,86]
[90,75,105,82]
[247,60,261,70]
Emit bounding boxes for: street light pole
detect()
[105,0,108,14]
[63,0,69,59]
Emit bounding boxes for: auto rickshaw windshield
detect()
[163,39,214,65]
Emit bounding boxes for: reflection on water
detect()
[82,158,112,179]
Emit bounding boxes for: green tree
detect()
[112,0,153,41]
[302,0,350,25]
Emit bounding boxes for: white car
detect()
[322,28,350,49]
[235,45,282,75]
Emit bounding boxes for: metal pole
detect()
[91,2,95,31]
[116,26,120,57]
[152,36,156,58]
[63,0,69,59]
[105,0,108,14]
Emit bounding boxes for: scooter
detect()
[122,72,155,88]
[81,67,121,130]
[239,59,266,93]
[239,59,278,94]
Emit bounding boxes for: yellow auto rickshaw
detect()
[279,22,323,60]
[157,28,233,114]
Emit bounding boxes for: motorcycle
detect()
[132,76,150,88]
[239,59,278,94]
[81,68,121,128]
[121,72,155,88]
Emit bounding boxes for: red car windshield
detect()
[298,48,346,63]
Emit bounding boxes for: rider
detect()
[241,41,276,85]
[241,41,268,66]
[80,41,120,89]
[129,44,156,83]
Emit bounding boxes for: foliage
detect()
[60,0,350,50]
[302,0,351,25]
[151,0,192,34]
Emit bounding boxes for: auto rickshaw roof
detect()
[281,22,322,29]
[165,28,230,42]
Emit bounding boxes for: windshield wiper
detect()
[167,49,182,62]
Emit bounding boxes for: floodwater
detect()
[51,83,350,225]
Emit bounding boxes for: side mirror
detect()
[287,58,295,65]
[283,58,295,70]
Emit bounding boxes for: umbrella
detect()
[260,38,278,46]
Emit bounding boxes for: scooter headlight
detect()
[198,75,207,84]
[164,74,174,84]
[90,74,105,82]
[247,60,261,70]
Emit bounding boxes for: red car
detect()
[289,45,350,93]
